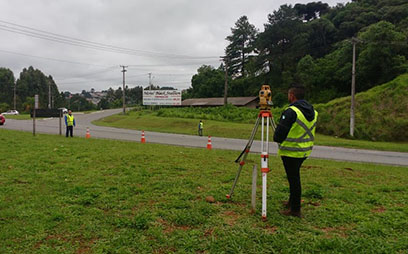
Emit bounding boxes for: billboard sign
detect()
[143,90,181,106]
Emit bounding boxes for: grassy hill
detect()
[315,74,408,142]
[0,129,407,253]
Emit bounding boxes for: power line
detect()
[57,73,148,85]
[0,48,111,67]
[56,66,119,81]
[0,19,219,60]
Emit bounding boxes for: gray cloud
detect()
[0,0,347,93]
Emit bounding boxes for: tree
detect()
[294,1,330,22]
[225,16,258,78]
[70,94,95,111]
[16,66,63,110]
[187,65,225,98]
[127,86,143,105]
[296,41,353,102]
[306,18,337,58]
[256,4,305,87]
[0,68,15,109]
[356,21,408,90]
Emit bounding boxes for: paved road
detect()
[2,109,408,166]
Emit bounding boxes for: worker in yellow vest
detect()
[65,109,76,137]
[273,85,318,218]
[198,120,203,136]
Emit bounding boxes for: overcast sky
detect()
[0,0,348,93]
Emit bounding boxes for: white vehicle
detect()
[1,110,19,115]
[58,108,68,114]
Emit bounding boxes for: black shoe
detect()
[280,209,302,218]
[282,201,290,209]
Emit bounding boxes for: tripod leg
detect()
[235,116,261,163]
[227,117,260,199]
[261,115,271,220]
[269,117,277,131]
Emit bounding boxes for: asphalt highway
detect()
[2,108,408,166]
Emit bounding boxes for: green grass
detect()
[0,129,407,253]
[93,110,408,152]
[3,114,33,120]
[3,110,96,120]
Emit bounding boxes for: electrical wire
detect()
[0,48,111,67]
[0,19,220,60]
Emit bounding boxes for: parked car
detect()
[0,114,5,125]
[1,110,19,115]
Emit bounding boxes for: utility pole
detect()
[120,65,128,114]
[221,56,229,106]
[48,80,51,109]
[148,73,152,90]
[350,37,361,137]
[13,80,16,110]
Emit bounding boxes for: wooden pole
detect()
[59,110,62,136]
[251,164,257,212]
[33,109,36,136]
[224,57,228,106]
[350,37,357,137]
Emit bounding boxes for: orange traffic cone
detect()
[207,136,212,150]
[141,130,146,143]
[85,127,91,139]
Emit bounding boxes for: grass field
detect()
[93,110,408,153]
[3,114,34,120]
[1,129,407,253]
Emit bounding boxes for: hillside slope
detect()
[315,74,408,141]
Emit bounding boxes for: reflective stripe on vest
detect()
[67,115,74,126]
[278,106,318,158]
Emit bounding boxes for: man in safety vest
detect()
[65,110,76,137]
[273,85,318,217]
[198,120,203,136]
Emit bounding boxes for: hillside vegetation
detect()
[315,73,408,141]
[156,74,408,142]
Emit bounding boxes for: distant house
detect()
[182,97,258,108]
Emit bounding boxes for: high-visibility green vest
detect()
[278,106,318,158]
[66,114,75,126]
[199,122,203,129]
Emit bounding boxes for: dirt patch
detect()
[13,179,30,184]
[301,165,322,170]
[203,228,214,237]
[34,234,69,249]
[205,196,216,203]
[264,225,278,234]
[34,234,97,253]
[372,206,386,213]
[222,210,241,226]
[319,226,350,239]
[153,247,177,254]
[76,238,97,254]
[307,201,321,206]
[157,218,191,234]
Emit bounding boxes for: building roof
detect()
[182,96,257,106]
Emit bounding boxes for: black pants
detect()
[281,156,306,212]
[66,126,73,137]
[198,129,202,136]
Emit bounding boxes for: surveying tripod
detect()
[226,110,277,220]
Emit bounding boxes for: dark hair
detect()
[289,84,305,100]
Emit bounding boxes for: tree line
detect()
[183,0,408,105]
